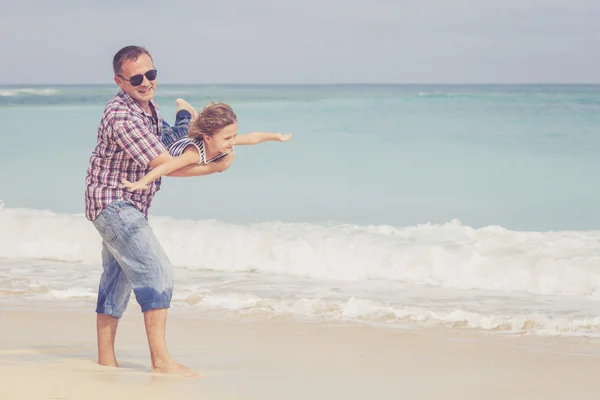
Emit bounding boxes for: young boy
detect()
[122,99,292,190]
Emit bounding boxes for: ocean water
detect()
[1,84,600,337]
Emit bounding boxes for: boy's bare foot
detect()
[175,98,197,118]
[151,360,202,378]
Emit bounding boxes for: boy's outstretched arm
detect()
[122,150,201,190]
[168,150,235,177]
[235,132,292,145]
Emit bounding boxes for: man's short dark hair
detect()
[112,46,153,75]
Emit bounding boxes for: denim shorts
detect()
[161,109,192,149]
[92,201,174,318]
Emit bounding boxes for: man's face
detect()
[114,54,157,106]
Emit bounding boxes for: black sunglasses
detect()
[118,69,158,87]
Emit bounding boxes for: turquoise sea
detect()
[2,84,600,230]
[1,84,600,336]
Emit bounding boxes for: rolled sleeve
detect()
[114,118,167,167]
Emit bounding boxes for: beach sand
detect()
[1,309,600,399]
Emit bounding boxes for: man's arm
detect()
[115,118,167,167]
[166,151,235,177]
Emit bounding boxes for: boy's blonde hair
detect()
[188,102,237,140]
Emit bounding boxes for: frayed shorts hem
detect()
[140,301,171,313]
[96,306,125,319]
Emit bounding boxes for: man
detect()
[84,45,233,377]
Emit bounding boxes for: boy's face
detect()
[206,122,237,154]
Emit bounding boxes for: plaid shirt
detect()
[85,90,167,221]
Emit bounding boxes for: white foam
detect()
[0,88,59,97]
[1,205,600,297]
[177,294,600,337]
[49,287,97,299]
[3,204,600,337]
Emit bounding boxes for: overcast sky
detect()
[1,0,599,84]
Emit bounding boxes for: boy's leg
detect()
[174,110,193,128]
[161,111,191,149]
[160,119,179,149]
[160,101,194,148]
[175,98,197,119]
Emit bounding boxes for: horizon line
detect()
[1,82,600,86]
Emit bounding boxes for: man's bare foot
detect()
[98,349,119,368]
[151,360,202,378]
[98,362,120,368]
[98,358,119,368]
[175,98,197,118]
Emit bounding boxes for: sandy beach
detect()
[1,309,600,400]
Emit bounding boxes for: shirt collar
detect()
[117,89,158,117]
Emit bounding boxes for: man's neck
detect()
[137,100,152,115]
